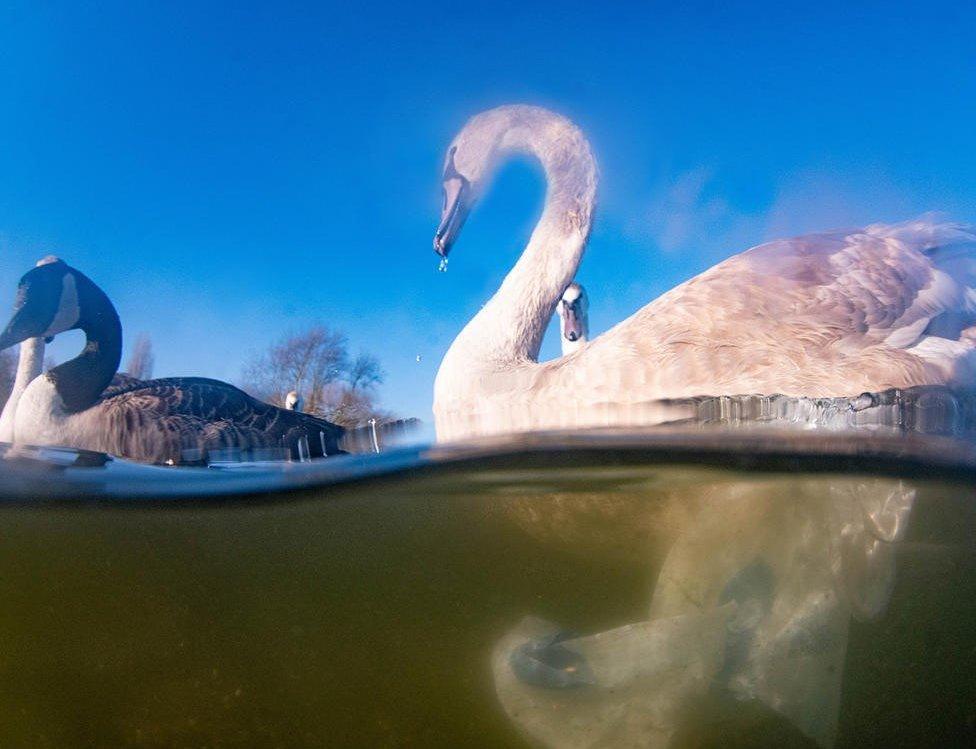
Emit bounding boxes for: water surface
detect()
[0,431,973,747]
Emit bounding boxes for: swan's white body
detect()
[432,106,976,441]
[0,337,45,443]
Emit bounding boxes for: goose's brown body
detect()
[80,376,344,464]
[1,260,344,464]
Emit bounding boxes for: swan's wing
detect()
[565,218,976,399]
[865,220,976,344]
[740,220,976,348]
[94,377,344,463]
[633,218,976,356]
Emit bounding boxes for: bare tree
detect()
[125,334,155,380]
[320,381,393,427]
[242,325,390,428]
[243,327,341,409]
[347,353,384,392]
[330,354,390,426]
[244,325,383,426]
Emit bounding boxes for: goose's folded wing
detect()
[102,372,147,397]
[94,377,344,463]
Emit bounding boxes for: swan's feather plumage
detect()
[432,106,976,440]
[572,221,976,400]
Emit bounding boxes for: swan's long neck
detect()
[0,337,44,441]
[47,272,122,413]
[444,121,597,373]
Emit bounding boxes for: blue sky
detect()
[1,1,974,420]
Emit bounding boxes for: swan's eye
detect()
[443,146,463,182]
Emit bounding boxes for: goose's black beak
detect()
[0,305,36,351]
[434,176,471,258]
[0,258,73,351]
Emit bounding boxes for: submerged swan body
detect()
[432,105,976,440]
[0,260,344,463]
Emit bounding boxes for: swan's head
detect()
[284,390,303,411]
[433,110,508,257]
[434,105,594,257]
[0,257,80,352]
[556,282,589,349]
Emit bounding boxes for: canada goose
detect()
[0,259,344,463]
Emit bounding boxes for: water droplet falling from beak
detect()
[437,257,449,273]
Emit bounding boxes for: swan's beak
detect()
[434,177,471,257]
[560,301,584,344]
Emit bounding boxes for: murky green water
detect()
[0,449,973,747]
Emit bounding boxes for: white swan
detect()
[0,259,345,463]
[555,282,588,356]
[432,105,976,441]
[284,390,303,411]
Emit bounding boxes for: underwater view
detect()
[1,429,975,747]
[2,1,976,746]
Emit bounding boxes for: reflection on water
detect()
[199,417,425,465]
[435,385,976,443]
[493,477,914,747]
[0,441,973,747]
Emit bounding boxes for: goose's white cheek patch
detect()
[43,274,80,337]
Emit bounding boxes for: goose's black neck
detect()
[47,271,122,413]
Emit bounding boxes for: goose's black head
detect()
[0,256,81,351]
